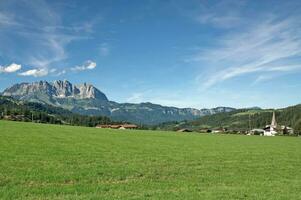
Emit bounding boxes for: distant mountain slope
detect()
[1,80,235,125]
[158,105,301,133]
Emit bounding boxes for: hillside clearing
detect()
[0,121,300,199]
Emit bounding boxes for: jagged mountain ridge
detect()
[1,80,235,124]
[2,80,108,100]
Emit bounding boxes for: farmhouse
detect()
[250,128,265,135]
[281,125,294,135]
[96,124,138,129]
[177,128,192,132]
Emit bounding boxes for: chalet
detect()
[249,129,265,135]
[212,128,226,133]
[177,129,192,132]
[199,129,212,133]
[281,125,294,135]
[3,115,25,121]
[96,124,138,129]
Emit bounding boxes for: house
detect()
[199,129,212,133]
[177,128,192,132]
[96,124,138,129]
[250,129,265,135]
[121,124,138,129]
[96,125,111,128]
[281,125,294,135]
[3,115,25,121]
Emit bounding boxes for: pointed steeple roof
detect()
[271,111,277,128]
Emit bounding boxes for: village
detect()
[93,112,295,136]
[176,112,295,136]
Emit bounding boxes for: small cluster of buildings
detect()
[96,124,138,130]
[95,112,294,137]
[176,112,294,137]
[249,112,294,136]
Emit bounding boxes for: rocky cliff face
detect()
[1,80,235,124]
[2,80,108,101]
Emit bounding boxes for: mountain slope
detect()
[0,96,113,127]
[2,80,235,125]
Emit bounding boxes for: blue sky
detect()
[1,0,301,109]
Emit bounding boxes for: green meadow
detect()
[0,120,300,200]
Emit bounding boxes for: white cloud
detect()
[0,63,22,73]
[71,60,97,71]
[19,68,48,77]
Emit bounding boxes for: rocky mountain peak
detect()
[2,80,108,101]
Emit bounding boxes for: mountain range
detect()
[1,80,235,124]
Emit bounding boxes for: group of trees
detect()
[0,96,117,127]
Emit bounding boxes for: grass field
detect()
[0,120,301,200]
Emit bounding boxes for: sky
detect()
[1,0,301,109]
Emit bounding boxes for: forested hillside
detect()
[155,105,301,134]
[0,96,114,127]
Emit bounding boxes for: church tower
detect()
[271,111,277,128]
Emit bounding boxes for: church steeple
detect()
[271,111,277,128]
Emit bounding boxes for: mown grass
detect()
[0,120,300,200]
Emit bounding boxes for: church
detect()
[263,112,278,136]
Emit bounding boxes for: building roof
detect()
[251,128,265,132]
[177,129,192,132]
[96,124,138,129]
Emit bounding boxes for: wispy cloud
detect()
[195,0,245,29]
[0,12,18,26]
[47,68,66,76]
[99,43,110,57]
[71,60,97,71]
[192,17,301,89]
[173,0,246,29]
[126,90,202,108]
[0,63,22,73]
[126,92,144,103]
